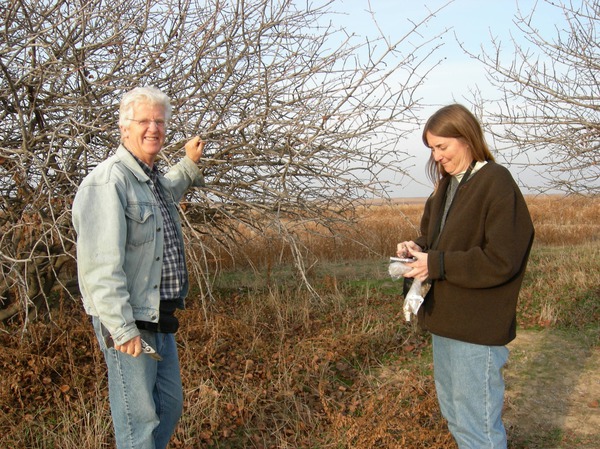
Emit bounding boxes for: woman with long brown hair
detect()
[398,104,534,448]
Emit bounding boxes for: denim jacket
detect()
[72,145,204,345]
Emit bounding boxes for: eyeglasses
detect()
[127,119,167,128]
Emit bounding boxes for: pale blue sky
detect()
[330,0,568,197]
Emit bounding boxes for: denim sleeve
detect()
[162,156,205,201]
[72,181,139,344]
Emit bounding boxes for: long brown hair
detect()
[422,104,495,187]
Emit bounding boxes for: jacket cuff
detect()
[112,322,140,346]
[181,156,206,187]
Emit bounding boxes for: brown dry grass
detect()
[0,195,598,448]
[525,195,600,245]
[203,195,599,272]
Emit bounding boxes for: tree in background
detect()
[0,0,445,322]
[472,0,600,194]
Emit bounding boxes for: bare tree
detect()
[468,0,600,194]
[0,0,445,322]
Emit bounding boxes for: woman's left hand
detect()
[185,136,206,163]
[404,250,429,282]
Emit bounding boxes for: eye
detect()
[131,119,166,128]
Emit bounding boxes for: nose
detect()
[431,148,442,161]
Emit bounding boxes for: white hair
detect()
[118,86,172,127]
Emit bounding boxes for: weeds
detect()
[1,195,598,448]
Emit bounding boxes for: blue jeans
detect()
[93,317,183,449]
[432,334,509,449]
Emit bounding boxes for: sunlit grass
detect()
[200,195,600,272]
[1,195,598,448]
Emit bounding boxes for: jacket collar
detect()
[115,145,151,183]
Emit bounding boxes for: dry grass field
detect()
[1,195,598,448]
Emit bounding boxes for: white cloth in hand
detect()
[388,261,424,321]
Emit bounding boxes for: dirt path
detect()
[504,329,600,448]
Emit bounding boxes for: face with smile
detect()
[120,102,166,167]
[425,131,473,176]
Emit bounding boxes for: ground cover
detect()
[1,195,598,448]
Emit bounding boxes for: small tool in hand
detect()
[104,332,163,361]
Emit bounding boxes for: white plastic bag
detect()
[388,261,424,321]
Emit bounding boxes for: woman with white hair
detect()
[73,86,207,449]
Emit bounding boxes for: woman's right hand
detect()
[396,241,422,258]
[114,335,142,358]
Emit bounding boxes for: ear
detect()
[120,124,129,140]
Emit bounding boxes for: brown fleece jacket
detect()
[415,161,534,346]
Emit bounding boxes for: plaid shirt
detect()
[134,156,186,301]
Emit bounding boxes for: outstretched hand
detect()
[185,136,206,163]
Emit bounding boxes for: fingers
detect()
[184,136,206,163]
[404,251,428,281]
[396,241,421,257]
[114,336,142,358]
[185,135,201,148]
[397,242,410,257]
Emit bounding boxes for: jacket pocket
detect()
[124,204,155,246]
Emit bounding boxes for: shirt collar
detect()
[454,160,488,182]
[128,151,160,181]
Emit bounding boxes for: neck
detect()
[123,144,155,168]
[456,159,474,175]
